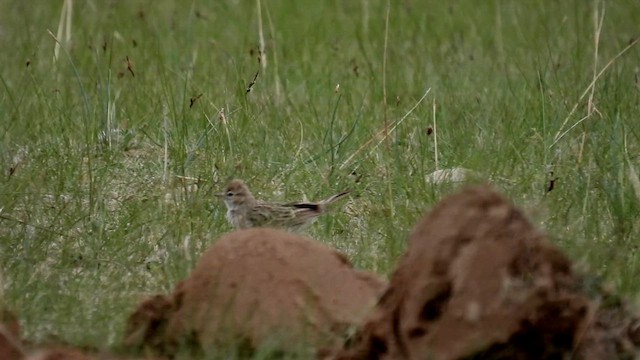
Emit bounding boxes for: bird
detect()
[216,179,350,231]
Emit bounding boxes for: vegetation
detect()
[1,0,639,354]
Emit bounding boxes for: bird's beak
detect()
[214,193,225,198]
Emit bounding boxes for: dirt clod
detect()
[0,325,23,360]
[125,228,386,356]
[332,186,640,360]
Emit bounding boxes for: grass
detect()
[1,0,639,356]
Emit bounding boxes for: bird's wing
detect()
[250,203,297,227]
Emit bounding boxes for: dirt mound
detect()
[0,316,97,360]
[0,310,24,360]
[0,325,23,360]
[332,186,640,359]
[124,228,387,355]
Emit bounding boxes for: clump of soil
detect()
[0,326,23,360]
[0,309,106,360]
[0,309,23,360]
[331,186,640,360]
[124,228,387,356]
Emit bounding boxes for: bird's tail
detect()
[320,190,351,205]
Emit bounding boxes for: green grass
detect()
[1,0,639,356]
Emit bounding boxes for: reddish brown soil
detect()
[124,228,387,355]
[0,325,23,360]
[330,186,640,360]
[0,308,156,360]
[0,310,23,360]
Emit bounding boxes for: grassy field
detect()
[1,0,639,355]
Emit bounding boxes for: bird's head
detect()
[216,179,255,210]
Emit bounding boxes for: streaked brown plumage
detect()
[216,179,350,231]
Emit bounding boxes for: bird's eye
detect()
[226,191,234,197]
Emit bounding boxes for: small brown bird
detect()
[216,179,350,231]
